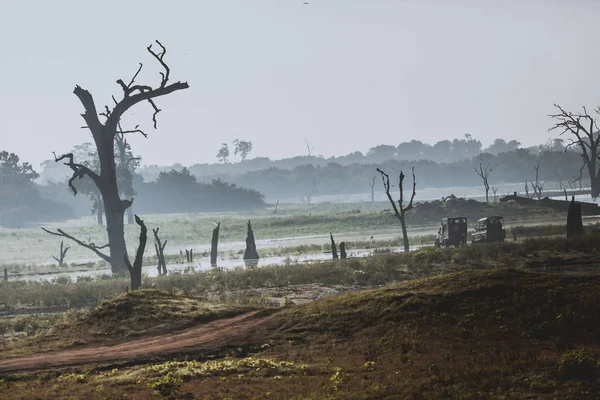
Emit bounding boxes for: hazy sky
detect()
[1,0,600,168]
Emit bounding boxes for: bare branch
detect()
[106,41,189,133]
[147,40,170,87]
[52,152,100,195]
[117,127,148,138]
[404,167,417,212]
[41,228,110,262]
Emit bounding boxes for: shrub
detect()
[557,350,599,381]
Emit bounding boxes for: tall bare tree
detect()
[42,41,189,273]
[549,104,600,198]
[474,155,492,203]
[377,167,416,252]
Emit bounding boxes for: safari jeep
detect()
[471,216,506,244]
[435,217,468,247]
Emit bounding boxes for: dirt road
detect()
[0,311,273,373]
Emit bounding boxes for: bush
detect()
[557,350,599,381]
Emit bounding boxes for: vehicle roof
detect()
[477,216,504,222]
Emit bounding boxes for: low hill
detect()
[1,267,599,399]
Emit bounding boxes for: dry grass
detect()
[1,265,599,399]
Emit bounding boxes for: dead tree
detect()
[243,220,259,267]
[305,138,314,156]
[210,221,220,268]
[549,104,600,198]
[530,164,544,200]
[491,187,498,203]
[377,167,416,252]
[52,241,70,267]
[369,176,376,203]
[124,215,147,291]
[330,233,339,259]
[474,155,492,203]
[153,228,167,275]
[566,196,585,238]
[42,41,189,273]
[185,249,193,263]
[339,242,347,259]
[273,199,279,215]
[525,182,530,199]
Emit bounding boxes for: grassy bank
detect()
[1,234,598,314]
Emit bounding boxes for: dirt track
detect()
[0,311,273,373]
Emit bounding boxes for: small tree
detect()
[474,155,492,203]
[153,227,167,275]
[233,139,253,161]
[491,187,498,203]
[52,241,70,267]
[530,164,544,200]
[217,143,230,163]
[377,167,416,252]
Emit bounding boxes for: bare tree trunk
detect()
[153,227,167,275]
[330,233,338,259]
[339,242,347,259]
[400,215,410,252]
[211,222,220,268]
[104,193,129,273]
[3,267,7,282]
[125,215,147,291]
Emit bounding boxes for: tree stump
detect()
[330,233,339,259]
[340,242,347,259]
[243,220,259,267]
[566,196,585,238]
[211,222,220,268]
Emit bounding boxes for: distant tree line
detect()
[211,149,582,200]
[2,149,266,228]
[0,151,72,228]
[130,135,568,183]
